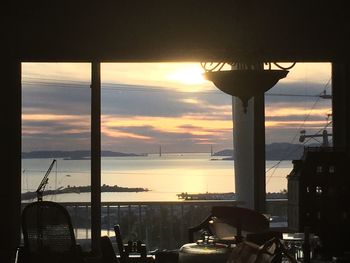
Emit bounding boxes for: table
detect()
[119,254,155,263]
[283,232,320,262]
[179,242,232,263]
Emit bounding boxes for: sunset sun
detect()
[166,65,206,85]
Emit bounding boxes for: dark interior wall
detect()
[1,3,22,261]
[0,60,21,262]
[16,0,350,62]
[2,0,350,261]
[332,63,350,150]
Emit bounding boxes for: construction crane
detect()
[36,159,57,201]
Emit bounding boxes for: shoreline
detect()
[21,184,149,201]
[177,191,287,200]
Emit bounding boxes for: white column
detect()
[233,97,255,209]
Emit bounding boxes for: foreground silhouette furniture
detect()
[182,206,271,263]
[227,237,297,263]
[101,236,120,263]
[246,231,283,246]
[114,224,128,263]
[188,206,270,243]
[113,224,152,263]
[21,201,84,263]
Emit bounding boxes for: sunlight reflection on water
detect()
[21,154,292,202]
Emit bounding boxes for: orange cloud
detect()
[102,128,152,140]
[102,115,232,138]
[22,113,87,121]
[22,114,90,135]
[266,120,329,128]
[266,107,330,117]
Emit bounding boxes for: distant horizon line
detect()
[22,150,219,154]
[21,141,306,154]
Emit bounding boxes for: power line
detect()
[22,77,331,97]
[266,78,332,184]
[22,76,333,184]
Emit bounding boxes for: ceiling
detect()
[9,0,350,62]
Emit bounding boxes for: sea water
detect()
[21,153,293,202]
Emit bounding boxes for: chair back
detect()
[188,206,269,243]
[211,206,269,237]
[21,201,81,263]
[101,236,119,263]
[113,224,127,262]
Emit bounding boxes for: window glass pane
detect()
[101,63,234,249]
[98,62,332,249]
[266,62,332,228]
[21,63,91,250]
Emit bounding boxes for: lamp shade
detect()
[205,69,288,111]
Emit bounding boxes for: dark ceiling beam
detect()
[13,0,350,62]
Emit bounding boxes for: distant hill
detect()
[22,150,146,159]
[265,143,304,160]
[213,143,305,160]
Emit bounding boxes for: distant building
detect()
[287,147,350,256]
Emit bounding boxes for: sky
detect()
[21,62,332,154]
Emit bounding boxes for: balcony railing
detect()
[21,199,288,251]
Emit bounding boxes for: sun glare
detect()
[166,65,206,85]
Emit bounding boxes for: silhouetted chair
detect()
[21,201,84,263]
[227,237,296,263]
[245,231,284,263]
[100,236,119,263]
[246,231,283,246]
[113,224,127,263]
[188,214,214,243]
[188,206,269,243]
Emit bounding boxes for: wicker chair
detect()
[21,201,84,263]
